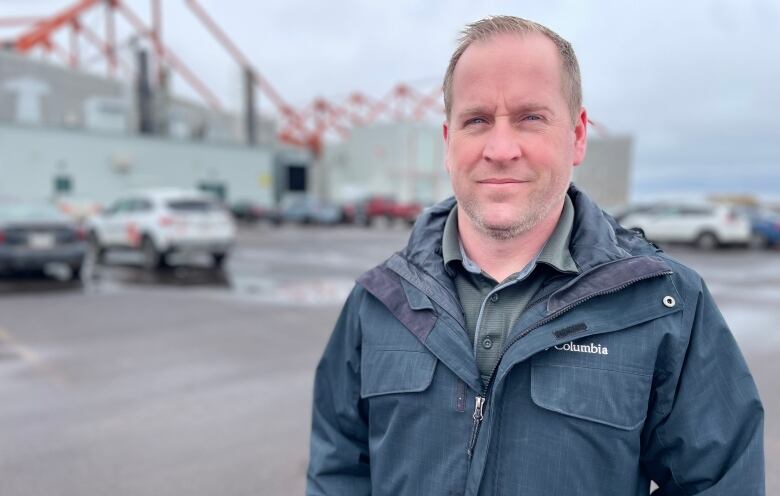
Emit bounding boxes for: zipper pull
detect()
[467,395,485,458]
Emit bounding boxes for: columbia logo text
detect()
[554,342,609,355]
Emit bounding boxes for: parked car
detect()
[737,207,780,248]
[618,202,751,249]
[230,200,276,224]
[88,189,236,269]
[343,195,423,226]
[609,203,656,224]
[346,195,397,226]
[230,200,262,223]
[275,196,343,225]
[0,200,88,277]
[391,201,423,226]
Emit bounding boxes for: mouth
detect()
[478,178,528,185]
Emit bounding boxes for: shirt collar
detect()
[442,194,579,277]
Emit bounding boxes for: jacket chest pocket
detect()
[360,348,437,399]
[530,363,652,430]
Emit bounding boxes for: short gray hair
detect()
[442,16,582,124]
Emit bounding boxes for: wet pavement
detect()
[0,224,777,494]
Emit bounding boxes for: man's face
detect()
[444,33,587,240]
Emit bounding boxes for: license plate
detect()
[28,233,55,249]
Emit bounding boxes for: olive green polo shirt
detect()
[442,195,579,386]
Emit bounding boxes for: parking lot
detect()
[1,224,778,495]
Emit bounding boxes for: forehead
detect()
[450,32,564,110]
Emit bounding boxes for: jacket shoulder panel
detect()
[356,264,437,343]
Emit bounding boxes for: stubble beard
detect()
[459,182,569,241]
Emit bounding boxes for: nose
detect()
[483,119,521,164]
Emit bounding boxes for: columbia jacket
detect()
[307,185,764,495]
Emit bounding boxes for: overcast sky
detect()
[2,0,779,180]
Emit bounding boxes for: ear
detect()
[572,107,588,166]
[443,121,452,174]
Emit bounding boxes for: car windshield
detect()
[166,199,220,212]
[0,203,69,223]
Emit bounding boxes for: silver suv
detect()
[88,189,236,269]
[618,203,751,249]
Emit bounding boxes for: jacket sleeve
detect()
[641,280,765,495]
[306,286,371,496]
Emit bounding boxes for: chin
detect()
[482,204,526,226]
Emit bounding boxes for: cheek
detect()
[449,138,482,169]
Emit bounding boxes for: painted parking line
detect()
[0,326,68,387]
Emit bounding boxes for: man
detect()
[307,16,764,495]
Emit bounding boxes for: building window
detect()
[198,182,227,201]
[54,175,73,194]
[287,165,307,192]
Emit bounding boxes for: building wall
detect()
[324,122,450,204]
[0,124,277,206]
[0,50,129,132]
[0,50,276,145]
[574,135,633,208]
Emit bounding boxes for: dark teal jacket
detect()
[307,186,764,495]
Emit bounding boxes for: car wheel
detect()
[212,252,228,269]
[141,236,164,270]
[89,232,106,263]
[69,263,84,283]
[695,231,719,250]
[748,232,769,250]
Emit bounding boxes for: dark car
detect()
[344,195,397,226]
[743,208,780,248]
[0,201,88,278]
[230,200,276,224]
[276,197,343,225]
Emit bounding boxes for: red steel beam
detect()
[13,0,102,53]
[44,37,71,66]
[411,86,443,121]
[69,20,80,69]
[184,0,250,67]
[0,17,44,28]
[79,22,132,75]
[105,0,117,77]
[113,0,223,111]
[151,0,162,83]
[183,0,307,135]
[80,24,134,74]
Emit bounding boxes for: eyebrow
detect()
[456,104,554,118]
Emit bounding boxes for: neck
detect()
[457,202,564,282]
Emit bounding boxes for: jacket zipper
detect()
[465,269,673,457]
[467,396,485,457]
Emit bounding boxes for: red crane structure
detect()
[0,0,446,156]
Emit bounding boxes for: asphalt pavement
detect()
[0,224,777,495]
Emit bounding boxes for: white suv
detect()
[89,189,236,269]
[618,202,751,249]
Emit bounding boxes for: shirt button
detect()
[490,293,499,303]
[482,338,493,349]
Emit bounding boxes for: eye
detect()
[464,116,488,126]
[523,114,542,121]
